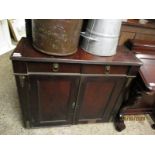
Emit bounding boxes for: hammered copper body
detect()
[32,19,83,56]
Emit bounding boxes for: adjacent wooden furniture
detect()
[115,39,155,131]
[119,20,155,46]
[10,37,141,128]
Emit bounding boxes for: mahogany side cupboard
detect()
[10,38,142,128]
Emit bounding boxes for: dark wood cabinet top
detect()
[128,39,155,52]
[138,58,155,91]
[11,37,142,66]
[126,39,155,91]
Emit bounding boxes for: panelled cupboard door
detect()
[75,76,126,123]
[28,75,80,127]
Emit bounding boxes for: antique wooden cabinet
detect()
[10,38,142,128]
[119,19,155,46]
[115,39,155,131]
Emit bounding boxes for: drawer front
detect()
[27,62,81,73]
[12,61,27,73]
[128,66,139,76]
[81,64,128,75]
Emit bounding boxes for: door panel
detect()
[39,80,71,121]
[76,76,126,123]
[29,75,80,126]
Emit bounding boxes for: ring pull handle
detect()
[52,63,59,72]
[105,66,111,74]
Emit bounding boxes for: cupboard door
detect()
[75,76,126,123]
[29,75,80,127]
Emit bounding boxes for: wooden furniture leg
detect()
[114,108,126,132]
[150,113,155,129]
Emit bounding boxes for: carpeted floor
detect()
[0,51,155,135]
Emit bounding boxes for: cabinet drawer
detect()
[27,62,81,73]
[81,65,128,75]
[13,61,27,73]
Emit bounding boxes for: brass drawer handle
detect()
[105,65,110,74]
[52,63,59,72]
